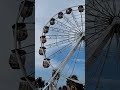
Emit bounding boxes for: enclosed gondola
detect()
[39,47,46,55]
[12,23,28,41]
[78,5,84,12]
[43,58,50,68]
[9,49,26,69]
[43,26,49,33]
[50,18,55,25]
[66,8,72,14]
[40,36,46,43]
[58,12,64,19]
[20,1,34,18]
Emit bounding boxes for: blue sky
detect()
[35,0,85,86]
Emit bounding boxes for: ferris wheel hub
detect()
[113,17,120,24]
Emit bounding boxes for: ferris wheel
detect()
[9,0,36,90]
[39,5,85,90]
[86,0,120,89]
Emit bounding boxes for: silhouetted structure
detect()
[66,75,84,90]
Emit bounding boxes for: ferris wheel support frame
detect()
[42,32,85,90]
[13,0,35,89]
[86,17,120,67]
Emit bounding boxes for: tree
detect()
[66,75,84,90]
[58,87,62,90]
[35,77,45,88]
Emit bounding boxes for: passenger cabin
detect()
[78,5,84,12]
[40,36,46,43]
[43,26,49,33]
[50,18,55,25]
[66,8,72,14]
[58,12,64,19]
[20,1,34,18]
[9,49,26,69]
[43,58,50,68]
[12,23,28,41]
[39,47,46,55]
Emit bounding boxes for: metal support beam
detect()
[42,33,85,90]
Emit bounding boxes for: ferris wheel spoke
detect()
[70,13,84,19]
[94,0,114,16]
[92,0,113,16]
[63,42,83,77]
[71,12,82,32]
[63,58,76,77]
[86,15,109,22]
[49,27,77,34]
[86,3,111,17]
[87,19,109,26]
[86,18,108,25]
[86,15,109,24]
[46,35,69,39]
[88,53,104,82]
[95,32,114,90]
[45,37,77,48]
[86,25,108,31]
[46,34,75,39]
[63,15,80,31]
[85,24,110,38]
[48,42,73,58]
[87,30,114,82]
[86,22,108,30]
[105,0,115,16]
[57,35,84,73]
[99,1,113,16]
[55,20,80,33]
[86,24,108,34]
[86,19,108,24]
[86,37,100,47]
[86,11,109,20]
[112,0,117,15]
[86,13,109,21]
[80,12,84,32]
[70,42,82,76]
[86,26,114,68]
